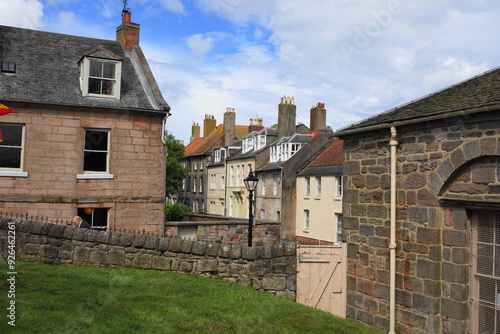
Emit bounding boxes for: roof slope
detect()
[308,139,343,167]
[0,25,169,113]
[337,66,500,133]
[184,124,249,156]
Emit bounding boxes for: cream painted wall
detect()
[295,175,343,243]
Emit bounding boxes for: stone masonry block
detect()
[441,299,469,320]
[85,229,99,242]
[437,158,454,181]
[107,249,125,265]
[242,245,260,260]
[262,277,286,291]
[132,253,152,269]
[158,238,170,251]
[152,256,171,270]
[205,242,220,257]
[230,245,242,259]
[133,234,147,248]
[168,238,183,253]
[48,224,65,238]
[417,227,440,244]
[480,137,497,155]
[97,231,111,244]
[181,240,194,253]
[118,233,135,247]
[144,236,159,249]
[442,229,469,247]
[412,293,439,315]
[463,140,480,161]
[417,259,441,280]
[191,241,206,255]
[218,244,231,258]
[442,263,469,284]
[450,148,466,169]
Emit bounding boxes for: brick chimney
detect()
[310,102,326,131]
[116,9,140,51]
[248,117,264,133]
[190,123,200,143]
[277,96,296,138]
[203,114,216,138]
[223,108,236,147]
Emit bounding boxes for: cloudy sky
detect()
[2,0,499,143]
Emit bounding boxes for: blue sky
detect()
[2,0,500,144]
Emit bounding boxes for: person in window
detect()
[72,216,91,228]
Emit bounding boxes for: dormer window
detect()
[80,57,122,99]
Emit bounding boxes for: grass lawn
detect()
[0,261,380,334]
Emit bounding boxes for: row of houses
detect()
[177,98,344,245]
[1,6,499,332]
[178,66,500,333]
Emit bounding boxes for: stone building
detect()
[336,67,500,333]
[0,10,170,234]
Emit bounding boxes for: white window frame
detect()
[261,175,266,195]
[78,128,114,179]
[0,123,28,177]
[305,177,310,196]
[193,177,197,192]
[80,57,122,99]
[273,174,278,196]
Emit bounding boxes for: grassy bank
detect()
[0,261,379,333]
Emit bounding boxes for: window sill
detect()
[0,171,28,178]
[77,174,114,180]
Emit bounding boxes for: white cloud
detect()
[0,0,44,29]
[159,0,186,14]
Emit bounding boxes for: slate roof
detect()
[0,25,169,113]
[336,66,500,134]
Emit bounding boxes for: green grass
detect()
[0,261,379,334]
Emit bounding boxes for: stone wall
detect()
[165,220,281,245]
[0,218,297,300]
[340,112,500,333]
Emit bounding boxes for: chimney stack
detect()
[310,102,326,131]
[277,96,296,138]
[190,123,200,143]
[249,117,264,133]
[116,9,140,51]
[223,108,236,147]
[203,114,216,138]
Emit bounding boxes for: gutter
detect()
[161,112,171,238]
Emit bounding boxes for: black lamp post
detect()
[243,169,259,247]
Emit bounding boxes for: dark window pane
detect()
[478,244,494,276]
[102,62,115,79]
[85,130,108,151]
[89,61,102,77]
[0,123,22,146]
[101,80,114,95]
[0,147,21,168]
[83,152,107,172]
[88,78,102,94]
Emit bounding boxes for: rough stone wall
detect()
[165,222,281,245]
[341,112,500,333]
[1,218,296,300]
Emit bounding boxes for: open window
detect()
[77,208,108,230]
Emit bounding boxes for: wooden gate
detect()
[296,244,347,317]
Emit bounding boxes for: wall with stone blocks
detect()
[0,218,297,300]
[340,112,500,334]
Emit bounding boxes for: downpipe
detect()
[389,126,398,334]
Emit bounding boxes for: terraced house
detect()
[0,10,170,234]
[336,67,500,333]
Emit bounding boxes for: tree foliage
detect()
[165,203,190,221]
[164,132,188,197]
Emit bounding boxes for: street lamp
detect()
[243,168,259,247]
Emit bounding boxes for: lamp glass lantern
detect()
[243,170,259,192]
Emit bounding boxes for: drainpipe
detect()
[389,126,398,334]
[161,113,171,238]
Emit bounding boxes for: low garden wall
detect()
[0,218,297,300]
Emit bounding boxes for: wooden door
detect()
[296,244,347,317]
